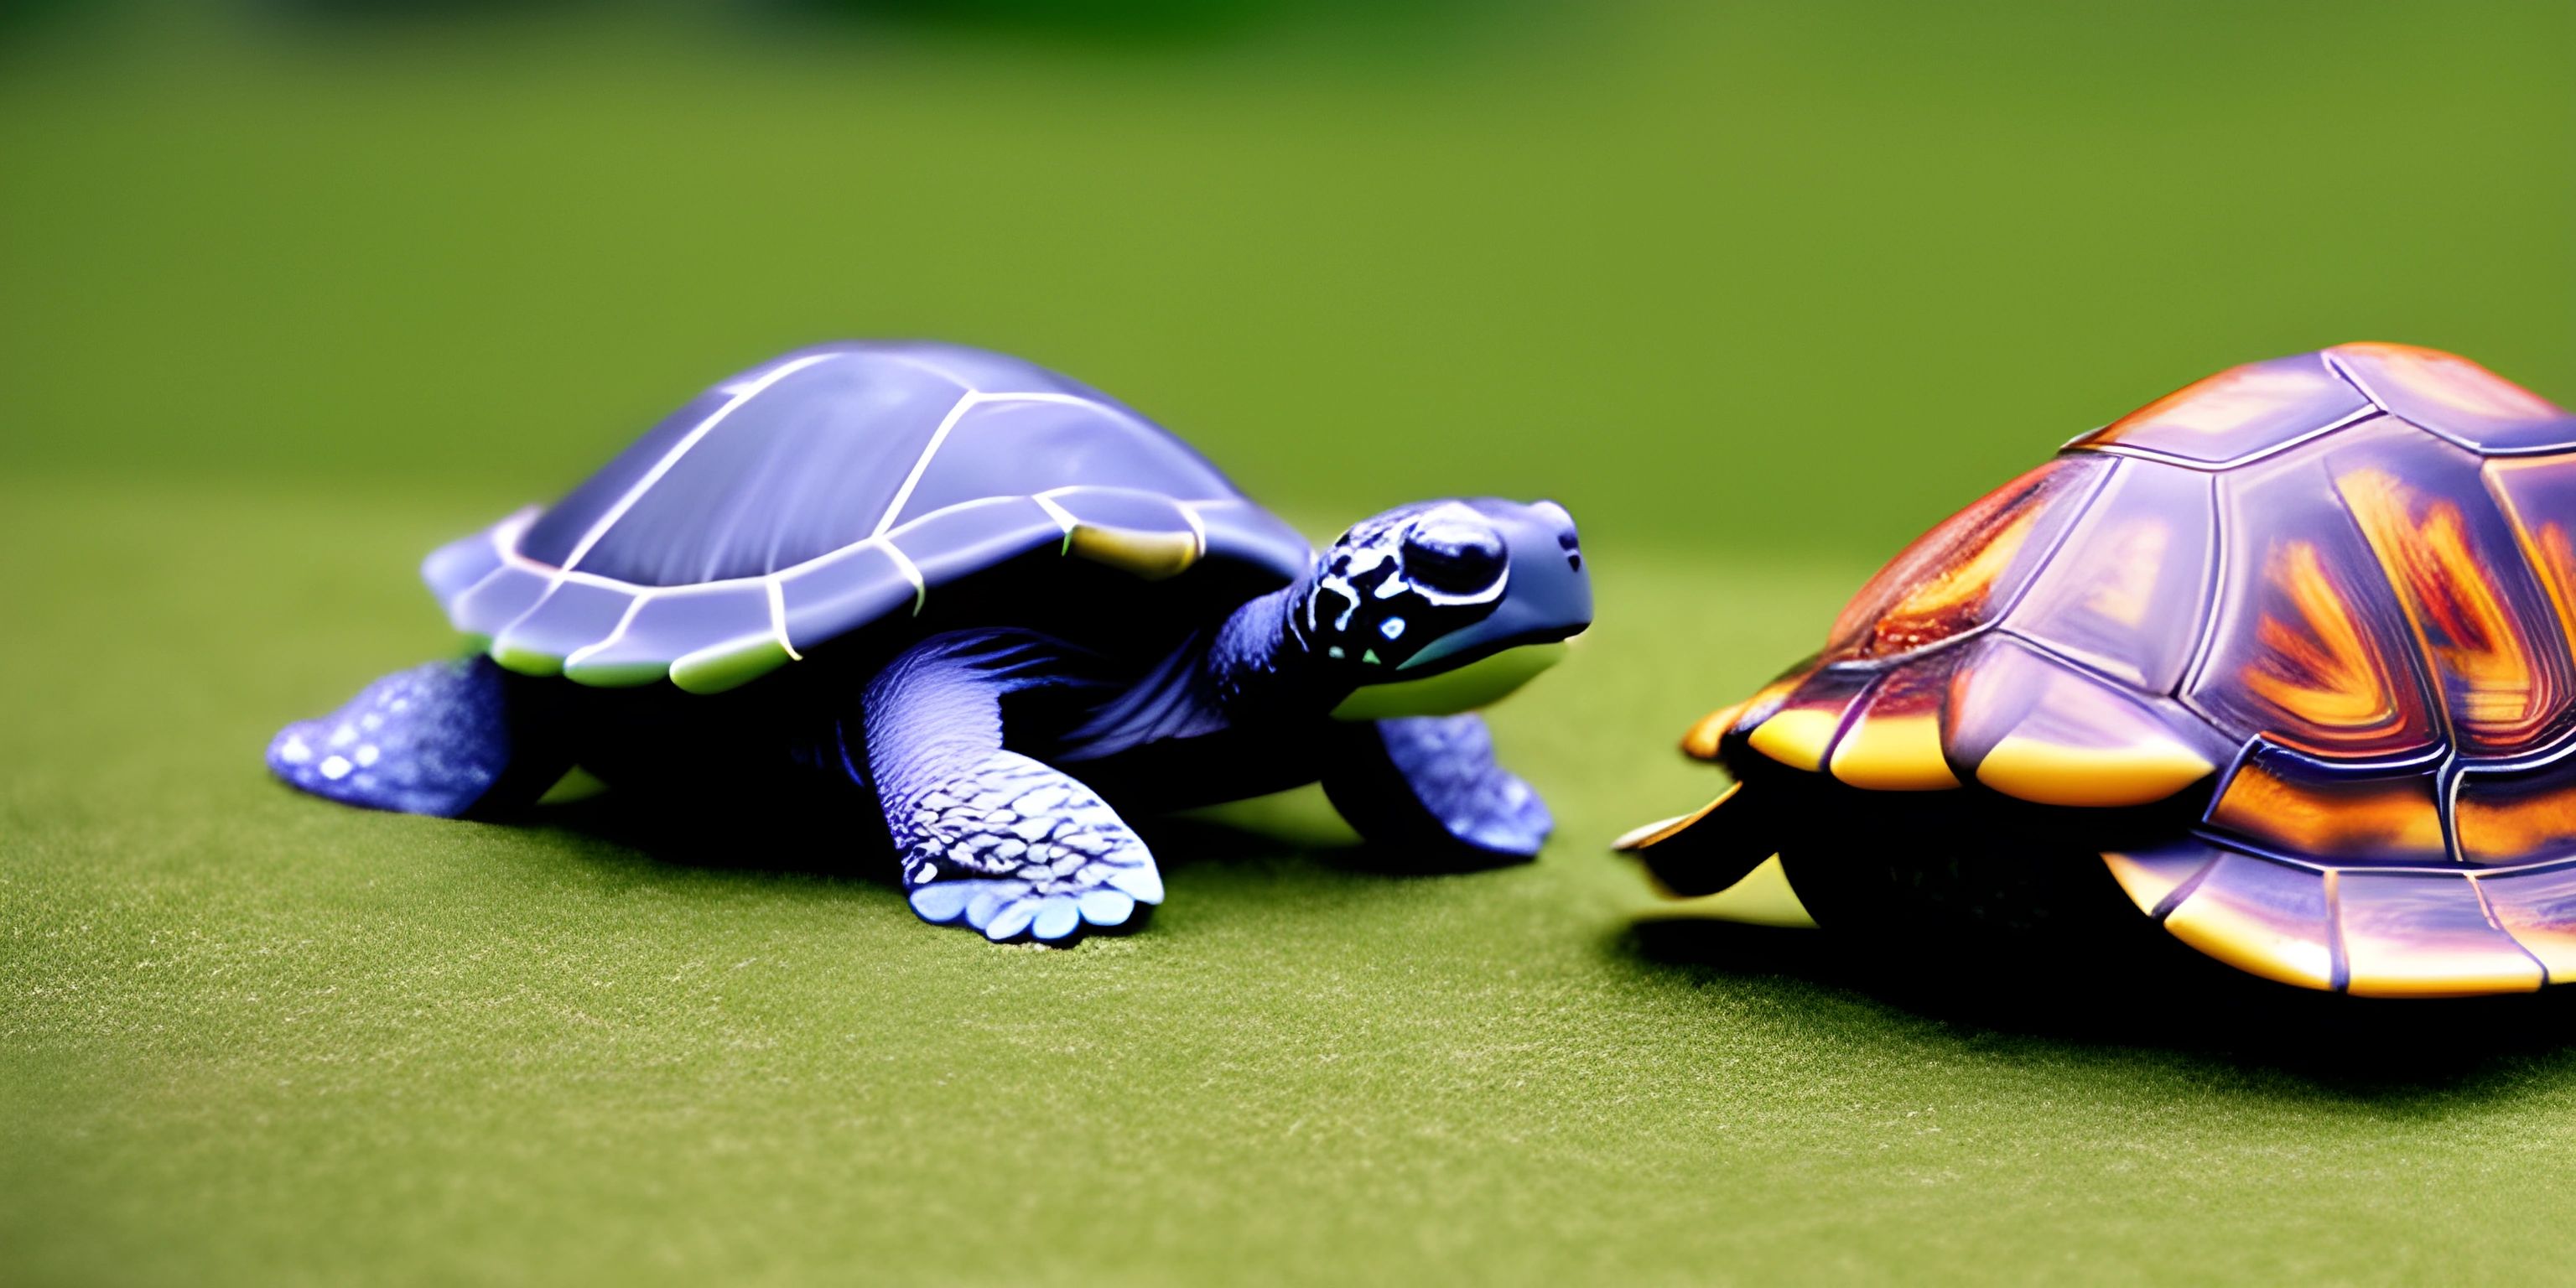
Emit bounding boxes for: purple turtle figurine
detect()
[1620,342,2576,997]
[271,341,1592,943]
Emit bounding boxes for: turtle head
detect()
[1300,499,1592,720]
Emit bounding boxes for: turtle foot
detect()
[1323,714,1555,866]
[906,869,1162,944]
[1441,766,1553,860]
[267,657,541,818]
[894,753,1165,944]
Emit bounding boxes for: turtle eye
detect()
[1404,529,1506,596]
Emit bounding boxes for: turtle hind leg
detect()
[267,656,571,818]
[1321,714,1551,869]
[863,633,1161,944]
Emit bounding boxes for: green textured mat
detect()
[8,478,2576,1285]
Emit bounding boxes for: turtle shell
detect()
[421,341,1312,694]
[1682,342,2576,996]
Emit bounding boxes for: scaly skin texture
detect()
[862,581,1336,944]
[891,755,1164,937]
[265,657,566,818]
[1322,714,1552,862]
[864,635,1164,942]
[1207,584,1311,717]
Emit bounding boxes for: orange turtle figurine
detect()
[1619,343,2576,997]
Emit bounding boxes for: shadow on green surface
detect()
[1623,917,2576,1095]
[515,786,1482,905]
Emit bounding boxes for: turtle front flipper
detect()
[1320,714,1551,865]
[266,656,573,818]
[864,634,1161,944]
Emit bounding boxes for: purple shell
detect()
[422,342,1312,694]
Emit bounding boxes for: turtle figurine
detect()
[270,341,1592,943]
[1618,342,2576,997]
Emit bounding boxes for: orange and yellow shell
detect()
[1684,342,2576,996]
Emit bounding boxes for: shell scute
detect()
[2158,852,2337,991]
[2000,456,2216,693]
[891,397,1232,528]
[1743,667,1872,771]
[2186,447,2442,761]
[1044,486,1197,537]
[2325,421,2576,757]
[568,356,965,587]
[2476,862,2576,982]
[776,543,921,654]
[2205,745,2447,865]
[561,584,771,689]
[2102,838,2221,916]
[2454,761,2576,868]
[1943,636,2224,807]
[490,580,637,678]
[2334,870,2543,997]
[2486,453,2576,670]
[2065,350,2369,466]
[1682,670,1807,761]
[518,388,739,569]
[2329,342,2576,455]
[1827,652,1963,791]
[886,496,1069,587]
[1823,455,2106,663]
[1187,499,1316,586]
[423,522,511,605]
[448,565,553,643]
[1711,634,2229,808]
[851,340,1098,397]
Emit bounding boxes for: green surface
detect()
[7,3,2576,1285]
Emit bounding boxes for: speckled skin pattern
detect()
[862,635,1167,939]
[269,658,541,818]
[1326,715,1554,859]
[270,342,1592,944]
[1632,343,2576,997]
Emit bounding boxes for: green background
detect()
[6,2,2575,1283]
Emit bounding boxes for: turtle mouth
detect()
[1327,637,1573,722]
[1391,619,1587,673]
